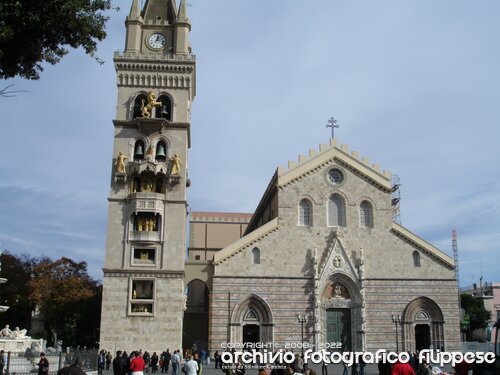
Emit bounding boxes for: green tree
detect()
[27,257,99,346]
[0,0,115,80]
[461,293,491,341]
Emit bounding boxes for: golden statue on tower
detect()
[140,91,162,118]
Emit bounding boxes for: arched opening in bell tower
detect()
[154,95,172,120]
[133,93,148,119]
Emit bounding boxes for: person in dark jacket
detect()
[113,351,125,375]
[57,358,86,375]
[151,352,159,373]
[38,352,50,375]
[162,349,171,374]
[123,351,131,375]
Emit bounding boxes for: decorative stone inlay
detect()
[129,231,160,242]
[169,175,181,185]
[322,297,352,309]
[102,269,183,278]
[115,172,127,184]
[244,310,258,321]
[130,198,163,214]
[416,311,429,321]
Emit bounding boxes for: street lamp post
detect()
[391,314,402,353]
[297,314,308,359]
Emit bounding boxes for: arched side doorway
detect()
[320,273,363,351]
[183,279,209,350]
[230,294,274,346]
[402,297,445,352]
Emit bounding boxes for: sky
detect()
[0,0,499,285]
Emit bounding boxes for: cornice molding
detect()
[102,268,184,278]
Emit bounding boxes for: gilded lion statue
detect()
[140,91,162,118]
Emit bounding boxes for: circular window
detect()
[328,168,344,185]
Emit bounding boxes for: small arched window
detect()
[299,199,312,227]
[133,140,145,161]
[155,95,172,120]
[359,200,374,228]
[133,93,148,119]
[413,251,421,267]
[252,247,260,265]
[155,140,167,162]
[328,194,346,227]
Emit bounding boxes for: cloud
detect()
[0,186,106,280]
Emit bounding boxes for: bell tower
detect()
[99,0,195,352]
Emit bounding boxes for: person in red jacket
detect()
[130,352,146,375]
[391,360,415,375]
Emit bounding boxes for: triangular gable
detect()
[391,223,454,268]
[213,218,279,264]
[317,231,360,283]
[277,138,392,191]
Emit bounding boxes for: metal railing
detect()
[5,349,98,375]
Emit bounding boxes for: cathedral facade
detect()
[205,141,461,353]
[100,0,461,354]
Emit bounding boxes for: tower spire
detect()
[129,0,141,19]
[178,0,188,21]
[175,0,191,54]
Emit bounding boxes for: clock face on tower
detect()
[147,33,166,49]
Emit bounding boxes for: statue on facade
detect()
[146,144,154,161]
[170,154,182,175]
[333,284,343,298]
[140,91,162,118]
[115,152,128,173]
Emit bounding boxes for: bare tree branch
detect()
[0,84,29,97]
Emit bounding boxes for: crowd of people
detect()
[99,349,206,375]
[19,347,494,375]
[215,349,490,375]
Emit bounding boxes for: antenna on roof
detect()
[452,230,461,308]
[326,116,340,139]
[391,175,401,224]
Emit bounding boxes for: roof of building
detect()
[190,211,253,223]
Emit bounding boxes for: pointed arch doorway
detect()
[403,297,445,351]
[320,274,362,351]
[230,294,274,345]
